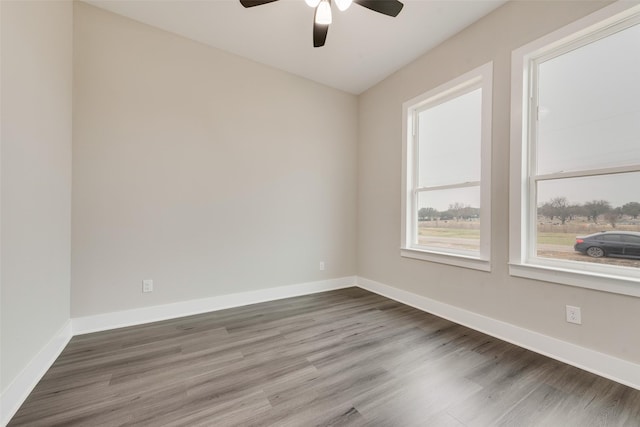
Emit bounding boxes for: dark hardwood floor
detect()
[9,288,640,426]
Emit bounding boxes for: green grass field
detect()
[418,228,479,239]
[419,227,577,246]
[536,232,576,246]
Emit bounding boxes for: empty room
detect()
[2,0,640,425]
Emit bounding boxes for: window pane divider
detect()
[534,164,640,182]
[415,181,481,192]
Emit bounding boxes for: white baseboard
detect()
[1,320,73,426]
[73,276,357,335]
[356,276,640,391]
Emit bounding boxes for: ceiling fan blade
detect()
[313,14,329,47]
[239,0,279,7]
[313,23,329,47]
[353,0,403,17]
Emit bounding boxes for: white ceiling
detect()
[85,0,507,94]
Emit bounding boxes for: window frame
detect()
[401,62,493,271]
[509,2,640,297]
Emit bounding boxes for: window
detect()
[402,63,492,271]
[623,235,640,245]
[510,2,640,296]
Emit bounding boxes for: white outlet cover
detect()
[566,305,581,324]
[142,279,153,293]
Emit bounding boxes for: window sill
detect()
[509,262,640,298]
[401,248,491,272]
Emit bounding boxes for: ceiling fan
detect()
[239,0,404,48]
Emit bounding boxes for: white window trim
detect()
[509,1,640,297]
[401,62,493,272]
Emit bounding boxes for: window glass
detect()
[535,168,640,263]
[622,235,640,244]
[537,23,640,175]
[417,88,481,187]
[417,187,480,252]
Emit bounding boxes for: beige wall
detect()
[357,0,640,364]
[71,3,358,317]
[1,0,73,391]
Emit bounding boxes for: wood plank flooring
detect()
[8,288,640,426]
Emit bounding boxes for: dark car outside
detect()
[574,231,640,259]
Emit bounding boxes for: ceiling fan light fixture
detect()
[315,0,332,25]
[334,0,352,11]
[240,0,405,48]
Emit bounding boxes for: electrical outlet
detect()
[566,305,581,324]
[319,261,325,271]
[142,279,153,293]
